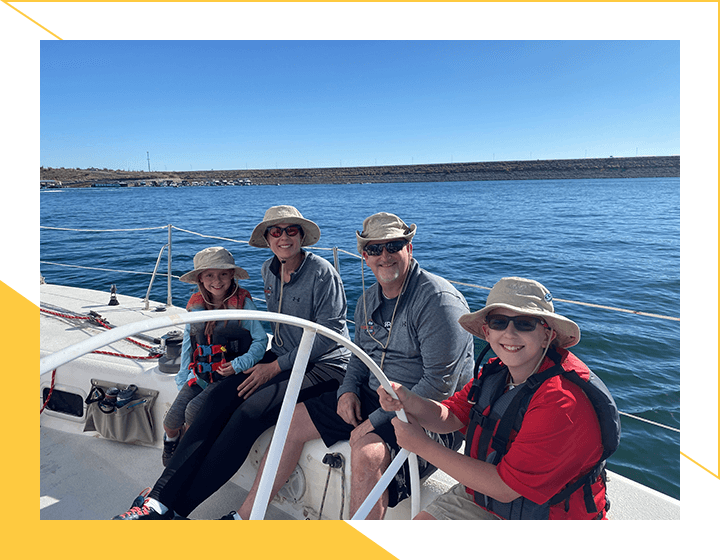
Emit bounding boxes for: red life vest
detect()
[464,347,619,519]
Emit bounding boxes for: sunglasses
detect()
[266,225,303,238]
[364,239,409,257]
[485,314,547,332]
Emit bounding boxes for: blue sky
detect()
[40,40,679,171]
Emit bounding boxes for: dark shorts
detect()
[304,383,463,508]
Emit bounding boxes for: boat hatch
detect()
[42,387,84,417]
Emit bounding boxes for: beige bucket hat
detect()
[179,247,249,284]
[249,205,321,248]
[355,212,417,254]
[459,277,581,348]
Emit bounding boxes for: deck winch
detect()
[158,330,183,373]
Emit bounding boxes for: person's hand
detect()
[336,392,363,427]
[391,413,428,453]
[237,361,281,399]
[377,381,407,412]
[216,362,236,377]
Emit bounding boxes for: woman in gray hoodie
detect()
[113,205,350,520]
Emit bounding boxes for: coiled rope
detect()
[39,307,162,360]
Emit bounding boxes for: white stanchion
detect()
[250,328,316,520]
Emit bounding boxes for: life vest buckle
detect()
[467,384,480,404]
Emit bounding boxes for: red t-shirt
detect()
[443,351,606,519]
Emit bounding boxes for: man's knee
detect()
[287,403,321,444]
[350,434,390,471]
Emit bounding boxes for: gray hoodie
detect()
[338,259,474,429]
[262,251,351,377]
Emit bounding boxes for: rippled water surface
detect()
[41,177,680,498]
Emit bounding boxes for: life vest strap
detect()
[192,343,227,358]
[191,360,223,375]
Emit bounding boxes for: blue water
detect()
[40,177,680,499]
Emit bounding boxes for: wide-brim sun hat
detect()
[248,205,321,248]
[355,212,417,254]
[179,246,250,284]
[459,277,581,348]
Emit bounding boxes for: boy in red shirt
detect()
[378,277,611,519]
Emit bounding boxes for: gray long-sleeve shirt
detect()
[262,251,351,375]
[338,259,474,429]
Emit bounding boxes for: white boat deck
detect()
[40,425,293,520]
[40,424,679,520]
[40,283,680,521]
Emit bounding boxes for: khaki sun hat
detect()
[459,277,581,348]
[179,247,249,284]
[248,205,321,248]
[355,212,417,254]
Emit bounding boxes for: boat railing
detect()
[144,242,169,310]
[40,223,680,322]
[41,223,681,437]
[39,309,421,520]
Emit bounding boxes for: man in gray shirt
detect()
[233,212,474,520]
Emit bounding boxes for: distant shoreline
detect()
[41,155,679,188]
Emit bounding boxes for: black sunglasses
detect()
[485,314,547,332]
[364,239,409,257]
[266,225,303,238]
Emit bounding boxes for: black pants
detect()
[149,352,342,517]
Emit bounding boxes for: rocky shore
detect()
[41,155,679,188]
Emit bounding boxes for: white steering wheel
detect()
[40,309,421,520]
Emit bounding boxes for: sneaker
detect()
[112,500,174,520]
[162,426,185,467]
[116,384,138,408]
[217,510,241,520]
[130,487,152,509]
[162,437,180,467]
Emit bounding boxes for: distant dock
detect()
[91,182,129,188]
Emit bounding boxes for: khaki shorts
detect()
[424,483,502,520]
